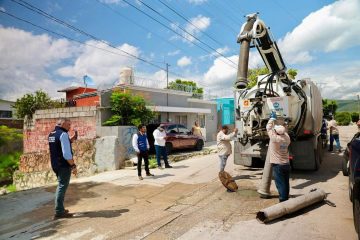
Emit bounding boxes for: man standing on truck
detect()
[217,126,238,172]
[267,112,291,202]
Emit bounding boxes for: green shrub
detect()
[104,90,155,126]
[148,157,157,169]
[335,112,352,126]
[0,152,21,183]
[351,112,359,122]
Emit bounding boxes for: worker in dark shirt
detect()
[49,118,78,219]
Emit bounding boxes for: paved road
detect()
[0,126,358,240]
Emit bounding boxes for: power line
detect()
[120,0,237,69]
[136,0,236,66]
[157,0,224,48]
[0,10,133,59]
[95,0,190,59]
[10,0,169,71]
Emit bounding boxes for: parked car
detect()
[347,131,360,238]
[147,123,204,154]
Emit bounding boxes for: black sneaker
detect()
[165,165,173,168]
[53,212,73,220]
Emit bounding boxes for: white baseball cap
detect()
[274,125,285,135]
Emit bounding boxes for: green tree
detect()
[287,68,298,80]
[104,90,155,126]
[167,79,203,97]
[335,112,352,126]
[13,90,63,119]
[322,99,338,117]
[247,67,270,89]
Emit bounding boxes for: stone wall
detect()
[14,139,96,190]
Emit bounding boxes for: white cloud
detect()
[297,61,360,100]
[170,15,210,43]
[188,0,207,5]
[279,0,360,64]
[177,56,192,67]
[0,7,6,12]
[168,50,181,56]
[0,27,77,100]
[215,46,230,55]
[57,41,139,88]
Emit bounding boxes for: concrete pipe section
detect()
[256,188,327,223]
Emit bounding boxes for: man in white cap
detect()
[267,111,291,202]
[153,124,172,169]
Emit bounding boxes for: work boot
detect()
[165,165,173,168]
[158,166,163,169]
[138,176,143,180]
[53,212,73,220]
[146,173,154,176]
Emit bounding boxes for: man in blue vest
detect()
[132,124,154,180]
[49,118,78,219]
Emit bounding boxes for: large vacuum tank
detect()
[235,76,322,139]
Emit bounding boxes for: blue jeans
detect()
[329,134,341,151]
[219,154,229,172]
[155,145,170,167]
[272,164,290,202]
[55,167,71,215]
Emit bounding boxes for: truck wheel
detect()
[195,140,204,151]
[342,157,349,176]
[165,143,173,155]
[314,147,321,171]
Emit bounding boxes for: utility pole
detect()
[166,63,170,122]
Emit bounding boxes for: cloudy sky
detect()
[0,0,359,101]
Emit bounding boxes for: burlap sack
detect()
[219,171,238,192]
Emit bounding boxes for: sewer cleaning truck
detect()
[233,13,323,171]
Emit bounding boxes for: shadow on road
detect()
[171,165,189,169]
[72,209,129,218]
[152,173,175,179]
[291,150,343,189]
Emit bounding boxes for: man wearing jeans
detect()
[267,112,291,202]
[153,124,172,169]
[132,124,154,180]
[328,116,341,152]
[48,118,78,219]
[217,126,238,172]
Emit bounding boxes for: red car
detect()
[147,123,204,154]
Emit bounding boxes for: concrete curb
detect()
[125,147,218,168]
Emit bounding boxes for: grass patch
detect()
[6,184,16,192]
[149,157,157,169]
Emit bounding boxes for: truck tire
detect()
[165,142,173,155]
[314,145,322,171]
[342,157,349,176]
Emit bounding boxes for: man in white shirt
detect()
[267,111,291,202]
[328,116,341,152]
[153,124,172,169]
[217,125,238,172]
[132,124,154,180]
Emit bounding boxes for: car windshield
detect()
[166,125,178,134]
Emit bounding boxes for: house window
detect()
[198,114,206,128]
[175,115,187,127]
[0,110,12,118]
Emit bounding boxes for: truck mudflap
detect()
[290,136,322,170]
